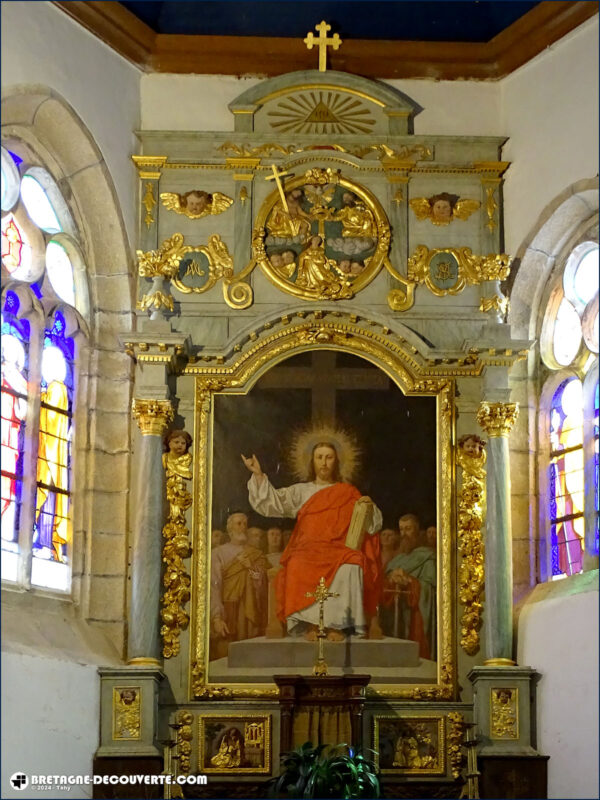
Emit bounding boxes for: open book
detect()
[345,499,374,550]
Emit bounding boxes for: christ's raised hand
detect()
[241,453,263,477]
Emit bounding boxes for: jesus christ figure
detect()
[241,441,383,640]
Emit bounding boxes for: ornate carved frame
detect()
[187,316,457,700]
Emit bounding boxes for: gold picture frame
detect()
[373,715,447,775]
[186,314,458,700]
[198,714,272,774]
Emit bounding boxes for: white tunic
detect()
[247,474,382,635]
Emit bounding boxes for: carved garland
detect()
[161,451,193,658]
[456,445,486,655]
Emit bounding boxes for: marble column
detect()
[128,398,174,666]
[477,401,519,665]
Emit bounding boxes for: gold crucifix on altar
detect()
[305,577,340,676]
[265,163,294,212]
[304,20,342,72]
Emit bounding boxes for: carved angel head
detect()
[410,192,480,225]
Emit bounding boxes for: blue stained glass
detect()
[3,290,20,315]
[30,282,43,299]
[549,463,557,521]
[8,150,22,166]
[550,524,560,575]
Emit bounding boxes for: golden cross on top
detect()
[304,20,342,72]
[265,163,294,212]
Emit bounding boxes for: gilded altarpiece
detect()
[126,67,527,793]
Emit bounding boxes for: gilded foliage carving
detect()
[161,431,193,659]
[456,435,486,655]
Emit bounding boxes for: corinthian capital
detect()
[477,401,519,437]
[132,398,174,436]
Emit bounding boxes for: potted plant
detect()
[267,741,381,799]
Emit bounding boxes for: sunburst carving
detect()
[267,91,376,135]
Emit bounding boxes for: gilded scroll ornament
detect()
[251,168,391,302]
[446,712,466,780]
[112,688,141,740]
[161,430,193,658]
[138,233,251,308]
[143,182,156,229]
[477,402,519,437]
[160,190,233,219]
[408,245,510,296]
[217,142,296,158]
[352,143,433,162]
[490,687,519,739]
[457,434,486,655]
[132,398,174,436]
[410,193,480,226]
[171,234,234,294]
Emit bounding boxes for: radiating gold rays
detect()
[267,91,376,134]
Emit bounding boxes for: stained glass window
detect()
[542,240,599,580]
[32,312,73,589]
[549,379,585,576]
[45,241,75,306]
[1,147,86,593]
[594,382,599,556]
[1,292,30,582]
[20,172,62,234]
[1,214,32,277]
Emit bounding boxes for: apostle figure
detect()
[384,514,436,659]
[242,435,382,640]
[210,511,269,659]
[267,188,311,241]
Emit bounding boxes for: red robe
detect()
[275,482,381,623]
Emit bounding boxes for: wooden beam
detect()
[52,0,598,80]
[52,1,155,71]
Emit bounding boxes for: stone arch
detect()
[1,85,134,661]
[508,177,598,340]
[506,178,598,585]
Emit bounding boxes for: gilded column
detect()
[477,401,519,665]
[129,398,174,665]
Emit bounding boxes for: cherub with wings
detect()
[409,192,480,226]
[160,189,233,219]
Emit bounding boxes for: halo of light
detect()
[289,422,361,483]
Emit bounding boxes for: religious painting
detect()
[254,168,389,300]
[373,716,446,775]
[204,349,442,689]
[198,715,271,774]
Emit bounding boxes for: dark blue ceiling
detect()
[119,1,540,42]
